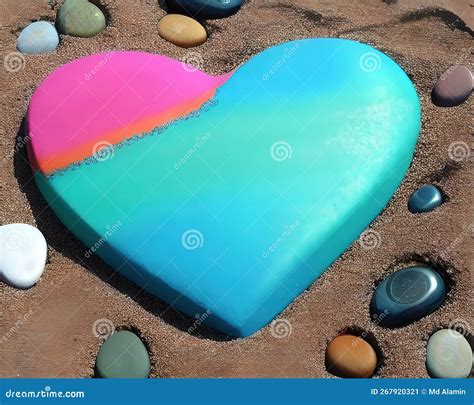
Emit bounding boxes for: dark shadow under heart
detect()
[13,118,234,343]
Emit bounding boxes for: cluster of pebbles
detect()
[6,0,473,379]
[326,69,473,377]
[16,0,245,53]
[17,0,106,54]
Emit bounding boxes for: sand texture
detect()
[0,0,472,377]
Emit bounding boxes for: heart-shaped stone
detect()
[0,224,47,288]
[26,39,420,337]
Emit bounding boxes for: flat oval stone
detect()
[426,329,472,378]
[166,0,244,19]
[371,266,446,327]
[17,21,59,54]
[56,0,106,38]
[0,223,47,289]
[432,65,473,107]
[96,330,150,378]
[158,14,207,48]
[326,334,378,378]
[408,184,443,213]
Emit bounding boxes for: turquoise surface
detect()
[35,39,420,337]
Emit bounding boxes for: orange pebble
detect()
[325,334,378,378]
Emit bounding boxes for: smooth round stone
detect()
[0,223,47,289]
[166,0,244,19]
[17,21,59,54]
[158,14,207,48]
[56,0,106,38]
[408,184,443,213]
[326,334,377,378]
[96,331,150,378]
[432,65,473,107]
[371,266,446,327]
[426,329,472,378]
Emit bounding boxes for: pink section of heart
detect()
[26,51,231,174]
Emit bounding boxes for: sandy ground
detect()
[0,0,472,378]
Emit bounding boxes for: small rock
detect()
[166,0,244,19]
[408,184,443,213]
[326,334,378,378]
[370,266,446,327]
[426,329,472,378]
[0,223,47,289]
[17,21,59,54]
[96,330,150,378]
[56,0,106,38]
[432,65,473,107]
[158,14,207,48]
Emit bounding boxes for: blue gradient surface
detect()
[36,39,421,337]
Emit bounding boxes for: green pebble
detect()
[96,331,150,378]
[56,0,106,38]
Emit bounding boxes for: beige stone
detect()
[158,14,207,48]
